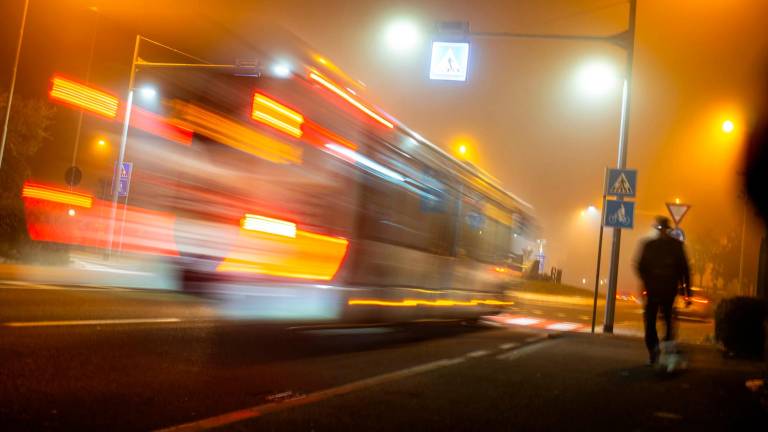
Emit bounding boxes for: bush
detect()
[715,296,768,358]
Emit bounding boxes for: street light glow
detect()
[721,119,734,133]
[97,139,106,147]
[139,86,157,100]
[575,61,618,97]
[384,20,421,52]
[271,62,292,78]
[458,144,467,156]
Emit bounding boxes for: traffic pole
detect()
[106,35,141,258]
[603,0,637,333]
[591,170,608,333]
[0,0,30,171]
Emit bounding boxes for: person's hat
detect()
[654,216,671,230]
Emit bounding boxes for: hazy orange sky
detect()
[2,0,767,292]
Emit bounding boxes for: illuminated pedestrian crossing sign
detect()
[603,199,635,229]
[605,168,637,198]
[429,41,469,81]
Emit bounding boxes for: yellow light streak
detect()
[217,229,349,281]
[173,101,302,164]
[251,93,304,138]
[22,183,93,208]
[309,72,394,129]
[347,299,515,307]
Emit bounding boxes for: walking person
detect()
[635,216,692,365]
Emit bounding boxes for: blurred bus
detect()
[24,55,536,323]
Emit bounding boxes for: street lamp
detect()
[722,119,735,134]
[384,19,422,53]
[106,35,255,257]
[451,1,637,333]
[575,60,619,97]
[0,0,30,171]
[271,62,292,78]
[139,86,158,100]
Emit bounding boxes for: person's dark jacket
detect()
[636,234,691,299]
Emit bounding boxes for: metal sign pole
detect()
[591,170,608,333]
[106,35,140,258]
[604,0,637,333]
[0,0,30,171]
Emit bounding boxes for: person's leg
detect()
[644,297,660,362]
[661,295,676,342]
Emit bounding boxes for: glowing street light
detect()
[721,119,735,134]
[575,60,619,97]
[271,62,292,78]
[139,86,157,100]
[458,144,467,156]
[580,205,598,218]
[384,19,421,53]
[97,138,107,147]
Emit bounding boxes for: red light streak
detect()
[49,75,119,119]
[130,106,193,145]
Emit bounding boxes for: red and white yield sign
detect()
[665,202,691,226]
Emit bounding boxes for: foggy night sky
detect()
[1,0,767,291]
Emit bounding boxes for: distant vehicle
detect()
[22,53,537,324]
[675,287,713,320]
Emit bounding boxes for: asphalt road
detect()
[0,282,752,431]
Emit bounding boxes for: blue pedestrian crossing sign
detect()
[605,168,637,198]
[429,41,470,81]
[603,199,635,229]
[113,162,133,197]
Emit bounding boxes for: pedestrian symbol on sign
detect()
[437,49,461,74]
[610,173,633,195]
[429,41,470,81]
[605,168,637,198]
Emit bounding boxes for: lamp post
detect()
[0,0,30,171]
[105,36,255,257]
[421,0,638,332]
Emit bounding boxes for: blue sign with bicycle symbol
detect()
[603,199,635,229]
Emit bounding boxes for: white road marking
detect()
[155,356,467,432]
[3,318,182,327]
[158,334,556,432]
[465,350,491,358]
[499,342,520,350]
[524,334,550,343]
[496,339,555,360]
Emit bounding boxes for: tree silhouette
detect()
[0,91,55,259]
